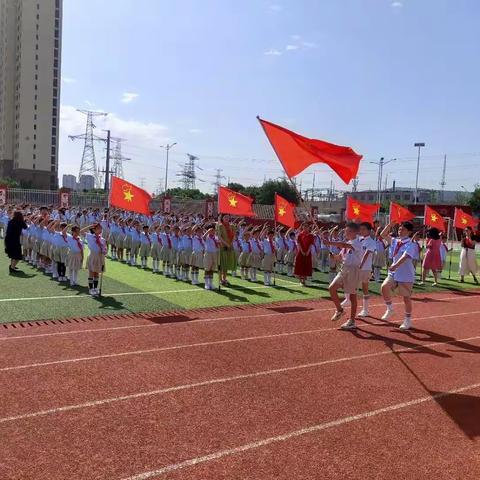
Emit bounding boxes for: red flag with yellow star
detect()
[345,197,380,223]
[454,207,476,229]
[424,205,445,231]
[274,193,296,228]
[389,202,415,223]
[109,176,152,215]
[218,186,255,217]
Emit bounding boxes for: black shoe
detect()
[9,266,18,274]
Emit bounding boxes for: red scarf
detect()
[95,234,106,255]
[393,238,408,257]
[62,233,68,244]
[167,235,172,248]
[146,233,151,245]
[157,235,163,245]
[269,238,276,254]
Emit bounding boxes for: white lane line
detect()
[0,280,302,303]
[120,381,480,480]
[2,309,480,372]
[1,333,479,424]
[1,294,478,342]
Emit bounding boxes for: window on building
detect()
[33,154,36,160]
[368,195,374,200]
[396,195,401,200]
[33,164,36,169]
[403,194,410,200]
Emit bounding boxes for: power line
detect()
[177,153,199,190]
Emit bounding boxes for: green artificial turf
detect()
[1,248,478,323]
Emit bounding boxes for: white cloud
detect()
[290,34,301,41]
[62,76,76,84]
[264,49,282,56]
[391,1,403,8]
[302,41,317,48]
[189,128,202,134]
[121,92,140,104]
[285,44,299,51]
[269,4,283,12]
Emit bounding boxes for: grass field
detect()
[1,248,479,323]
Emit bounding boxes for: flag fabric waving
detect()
[454,207,476,229]
[345,197,380,223]
[424,205,445,231]
[274,193,296,228]
[389,202,415,223]
[258,117,362,184]
[109,176,152,215]
[218,186,255,217]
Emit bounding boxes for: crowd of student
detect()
[2,204,479,331]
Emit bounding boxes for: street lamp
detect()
[370,157,396,205]
[414,142,425,204]
[160,142,177,193]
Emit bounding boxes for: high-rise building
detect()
[78,174,94,191]
[0,0,62,189]
[62,173,75,189]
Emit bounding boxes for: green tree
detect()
[167,187,207,200]
[468,184,480,214]
[0,177,20,188]
[227,182,245,193]
[255,179,298,205]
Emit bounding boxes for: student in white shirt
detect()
[191,226,205,285]
[139,225,153,269]
[380,221,420,331]
[323,222,363,330]
[203,226,219,290]
[261,229,277,286]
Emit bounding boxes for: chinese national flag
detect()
[454,207,476,229]
[274,193,296,228]
[390,202,415,223]
[109,176,152,215]
[346,197,379,223]
[258,117,362,184]
[424,205,445,231]
[218,186,255,217]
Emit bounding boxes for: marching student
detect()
[459,226,479,284]
[67,225,84,287]
[328,226,341,282]
[191,225,205,285]
[129,222,142,266]
[139,224,152,269]
[275,228,288,274]
[248,228,263,282]
[373,227,387,283]
[238,230,252,280]
[261,229,277,286]
[357,222,377,316]
[380,221,419,331]
[323,222,363,330]
[203,225,219,290]
[151,225,163,273]
[53,221,70,282]
[439,233,450,279]
[284,229,296,277]
[85,222,107,296]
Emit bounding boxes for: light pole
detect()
[160,142,177,194]
[414,142,425,204]
[370,157,396,205]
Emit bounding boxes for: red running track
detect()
[1,291,480,480]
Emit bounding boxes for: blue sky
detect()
[59,0,480,194]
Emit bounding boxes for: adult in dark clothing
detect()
[5,211,27,273]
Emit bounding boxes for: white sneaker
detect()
[399,317,412,331]
[89,288,95,296]
[381,309,393,320]
[341,298,351,307]
[331,309,345,322]
[358,309,369,318]
[340,319,357,330]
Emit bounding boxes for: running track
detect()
[1,291,480,479]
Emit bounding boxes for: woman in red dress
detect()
[294,223,315,285]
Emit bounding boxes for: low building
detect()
[62,174,76,190]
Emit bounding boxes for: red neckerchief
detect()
[74,237,83,251]
[95,234,106,254]
[167,235,172,248]
[157,234,163,245]
[209,235,218,248]
[269,238,276,253]
[62,233,68,243]
[248,241,252,253]
[197,235,204,247]
[282,237,287,249]
[393,238,408,257]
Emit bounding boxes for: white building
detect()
[0,0,62,189]
[78,174,94,191]
[62,173,76,190]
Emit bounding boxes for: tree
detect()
[0,177,20,188]
[255,179,298,205]
[166,187,207,200]
[468,184,480,215]
[227,182,245,193]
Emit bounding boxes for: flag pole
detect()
[273,217,277,286]
[447,216,454,280]
[419,205,426,282]
[217,183,221,292]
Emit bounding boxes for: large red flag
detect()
[424,205,445,231]
[218,186,255,217]
[258,117,362,184]
[390,202,415,223]
[345,197,380,223]
[454,207,476,229]
[109,176,151,215]
[274,193,296,228]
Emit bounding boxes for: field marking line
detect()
[1,294,479,342]
[2,309,480,372]
[0,280,303,304]
[1,331,479,424]
[120,380,480,480]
